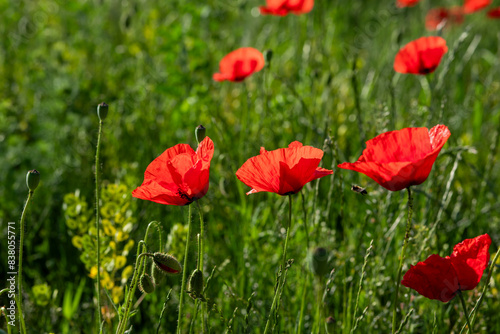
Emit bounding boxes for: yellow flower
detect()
[115,256,127,270]
[89,266,98,279]
[71,236,83,249]
[112,286,124,304]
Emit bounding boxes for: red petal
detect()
[487,7,500,18]
[213,48,265,82]
[402,254,459,302]
[236,141,332,195]
[338,125,450,191]
[450,234,492,291]
[396,0,420,8]
[463,0,491,13]
[394,36,448,75]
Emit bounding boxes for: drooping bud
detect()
[97,102,108,121]
[326,316,335,333]
[138,274,155,294]
[26,169,40,191]
[187,269,204,298]
[151,262,166,286]
[311,247,330,277]
[153,252,182,276]
[195,125,206,144]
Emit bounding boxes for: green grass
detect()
[1,0,500,333]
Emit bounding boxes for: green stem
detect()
[297,273,309,334]
[263,195,293,334]
[95,119,103,329]
[196,201,207,333]
[116,221,157,334]
[116,245,148,334]
[17,190,33,334]
[300,191,310,250]
[392,187,413,334]
[458,291,472,334]
[178,204,194,334]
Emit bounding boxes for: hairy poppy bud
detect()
[188,269,204,298]
[153,253,182,276]
[26,169,40,191]
[151,262,166,286]
[97,102,108,121]
[311,247,330,277]
[195,125,206,144]
[139,274,155,294]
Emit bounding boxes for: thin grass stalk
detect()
[458,292,472,334]
[395,308,414,334]
[263,195,293,334]
[392,187,413,334]
[459,246,500,334]
[350,240,373,333]
[300,191,310,250]
[157,289,173,334]
[17,189,34,334]
[95,119,103,328]
[297,272,308,334]
[177,204,194,334]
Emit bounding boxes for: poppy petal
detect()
[213,48,265,82]
[450,234,492,290]
[402,254,459,302]
[394,36,448,75]
[463,0,491,14]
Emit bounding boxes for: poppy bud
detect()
[187,269,204,298]
[153,252,182,276]
[151,262,166,286]
[264,49,273,63]
[138,274,155,294]
[195,125,206,144]
[97,102,108,121]
[26,169,40,191]
[311,247,330,277]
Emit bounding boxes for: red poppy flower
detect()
[213,47,265,82]
[402,234,492,302]
[235,141,333,195]
[394,36,448,75]
[260,0,314,16]
[337,125,450,192]
[425,7,464,31]
[396,0,420,8]
[487,7,500,18]
[132,137,214,206]
[463,0,491,13]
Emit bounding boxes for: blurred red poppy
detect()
[425,7,464,31]
[463,0,491,13]
[402,234,492,302]
[487,7,500,18]
[397,0,420,8]
[337,125,450,192]
[236,141,333,195]
[394,36,448,75]
[260,0,314,16]
[132,137,214,206]
[213,48,265,82]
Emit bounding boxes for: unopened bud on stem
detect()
[26,169,40,191]
[195,125,206,144]
[97,102,108,121]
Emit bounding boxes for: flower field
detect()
[1,0,500,333]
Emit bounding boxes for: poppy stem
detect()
[300,191,310,250]
[263,195,293,334]
[392,187,413,334]
[95,119,103,329]
[458,291,472,334]
[196,201,207,333]
[178,204,193,334]
[17,189,33,334]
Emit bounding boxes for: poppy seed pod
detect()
[188,269,204,298]
[153,253,182,276]
[97,102,108,121]
[139,274,155,294]
[26,169,40,191]
[195,125,206,144]
[311,247,330,277]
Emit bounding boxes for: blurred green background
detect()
[1,0,499,332]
